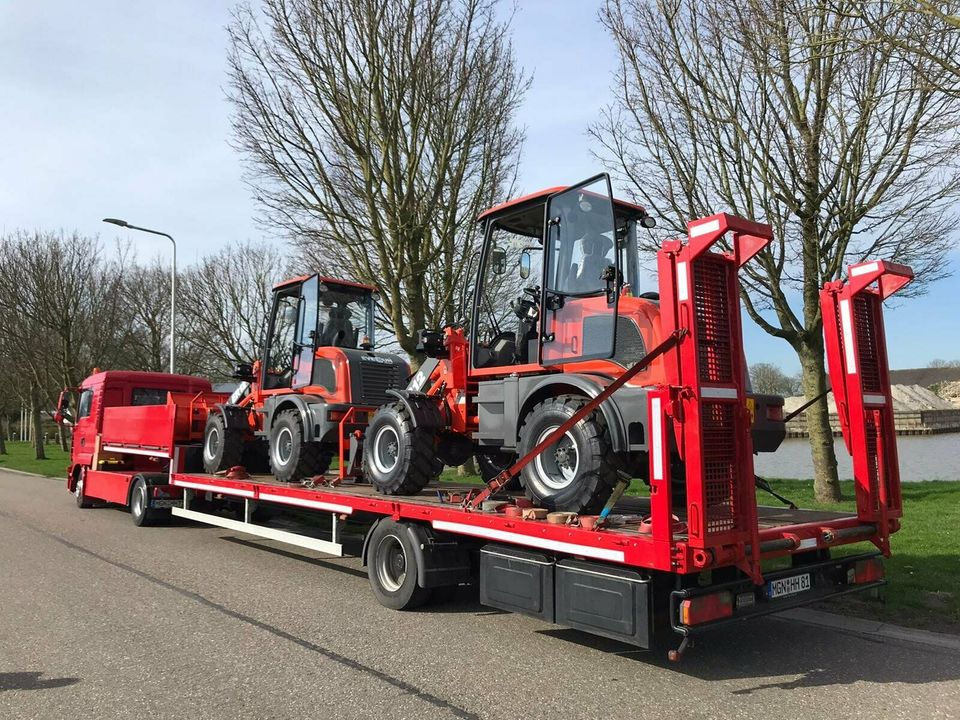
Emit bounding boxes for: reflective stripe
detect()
[839,299,857,374]
[257,492,353,515]
[102,445,170,458]
[651,396,664,482]
[863,393,887,406]
[431,520,626,563]
[677,261,689,302]
[850,261,879,277]
[172,479,255,498]
[701,386,739,400]
[689,218,721,238]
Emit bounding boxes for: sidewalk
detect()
[777,607,960,653]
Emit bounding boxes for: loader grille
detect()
[357,361,404,406]
[693,257,734,384]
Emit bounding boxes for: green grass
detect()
[0,442,70,477]
[443,469,960,633]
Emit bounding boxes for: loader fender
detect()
[261,394,329,443]
[383,389,444,430]
[514,373,646,454]
[213,403,252,432]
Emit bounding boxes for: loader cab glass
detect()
[473,208,544,369]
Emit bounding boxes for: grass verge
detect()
[0,442,70,477]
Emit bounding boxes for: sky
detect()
[1,1,958,373]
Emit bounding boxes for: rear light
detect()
[849,558,885,584]
[680,591,733,626]
[766,404,784,422]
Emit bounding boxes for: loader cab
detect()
[471,174,655,374]
[261,275,378,391]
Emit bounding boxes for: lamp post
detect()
[103,218,177,374]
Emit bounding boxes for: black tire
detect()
[364,402,442,495]
[366,519,431,610]
[203,413,244,475]
[268,409,333,483]
[130,476,164,527]
[517,394,619,513]
[74,471,94,509]
[477,450,521,491]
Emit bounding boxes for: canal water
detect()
[754,433,960,482]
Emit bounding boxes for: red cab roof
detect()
[273,274,377,293]
[477,186,647,222]
[81,370,212,391]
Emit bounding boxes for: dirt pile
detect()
[783,384,955,414]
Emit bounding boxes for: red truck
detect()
[54,188,912,658]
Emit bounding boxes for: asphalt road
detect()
[1,470,958,720]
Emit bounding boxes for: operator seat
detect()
[320,306,356,347]
[572,233,613,292]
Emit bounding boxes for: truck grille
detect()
[357,361,403,406]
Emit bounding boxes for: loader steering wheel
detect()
[512,285,540,321]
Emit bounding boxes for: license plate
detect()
[767,573,811,599]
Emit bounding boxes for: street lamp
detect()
[103,218,177,374]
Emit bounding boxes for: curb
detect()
[0,467,60,479]
[776,607,960,652]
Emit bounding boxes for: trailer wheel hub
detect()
[375,534,407,592]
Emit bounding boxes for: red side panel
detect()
[821,260,913,553]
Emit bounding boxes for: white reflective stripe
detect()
[689,218,721,238]
[863,393,887,406]
[797,537,818,550]
[701,386,739,400]
[677,261,689,302]
[257,492,353,515]
[839,299,857,374]
[850,261,880,277]
[431,520,626,563]
[172,478,256,498]
[651,396,663,482]
[102,445,170,458]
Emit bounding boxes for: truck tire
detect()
[74,471,94,509]
[203,413,244,475]
[130,476,165,527]
[366,519,431,610]
[477,450,521,491]
[517,395,619,513]
[364,402,442,495]
[268,409,332,483]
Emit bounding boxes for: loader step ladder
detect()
[821,260,913,555]
[653,214,773,583]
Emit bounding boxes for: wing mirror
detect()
[490,247,507,276]
[519,250,531,280]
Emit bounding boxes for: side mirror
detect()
[519,250,531,280]
[490,248,507,275]
[640,215,656,229]
[55,390,74,426]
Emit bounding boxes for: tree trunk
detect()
[58,423,69,452]
[0,414,6,455]
[30,385,46,460]
[798,338,840,502]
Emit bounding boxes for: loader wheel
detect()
[517,395,619,513]
[203,413,244,475]
[477,450,521,491]
[366,519,431,610]
[268,409,332,483]
[364,402,442,495]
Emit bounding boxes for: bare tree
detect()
[594,0,960,501]
[750,362,802,397]
[178,241,286,379]
[227,0,527,364]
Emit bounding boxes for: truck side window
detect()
[77,389,93,420]
[131,388,171,406]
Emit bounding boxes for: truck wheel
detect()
[517,395,618,513]
[130,477,164,527]
[74,471,94,509]
[477,451,521,491]
[203,413,244,475]
[366,519,431,610]
[364,402,442,495]
[269,409,332,483]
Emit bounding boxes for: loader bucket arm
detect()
[821,260,913,554]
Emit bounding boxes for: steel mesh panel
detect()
[853,295,882,392]
[864,414,880,511]
[700,401,737,533]
[692,258,734,384]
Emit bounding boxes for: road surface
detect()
[1,469,958,719]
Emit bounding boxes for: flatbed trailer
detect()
[58,216,912,658]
